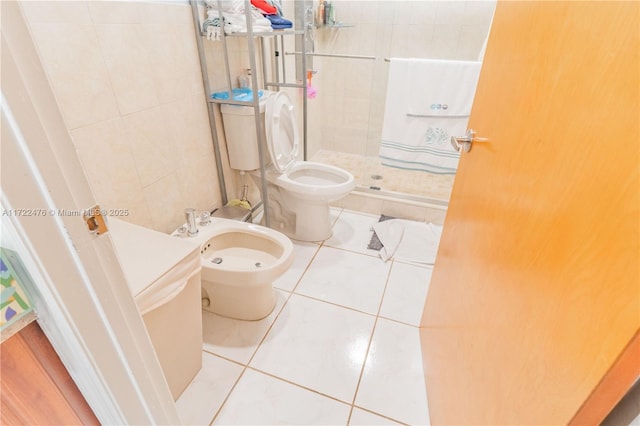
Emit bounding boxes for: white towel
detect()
[380,58,482,174]
[204,7,272,40]
[372,219,442,264]
[205,0,244,13]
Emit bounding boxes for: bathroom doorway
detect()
[303,1,496,205]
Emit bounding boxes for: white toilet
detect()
[221,91,355,241]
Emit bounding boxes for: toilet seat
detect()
[265,91,299,173]
[273,161,355,201]
[264,91,354,201]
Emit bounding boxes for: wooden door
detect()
[1,322,99,425]
[420,2,639,425]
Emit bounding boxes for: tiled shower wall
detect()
[306,0,496,158]
[21,1,223,233]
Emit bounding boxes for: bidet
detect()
[172,217,294,320]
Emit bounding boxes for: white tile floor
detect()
[176,209,435,425]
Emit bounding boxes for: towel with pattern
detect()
[380,58,482,174]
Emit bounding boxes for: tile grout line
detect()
[376,314,422,329]
[207,286,293,425]
[207,209,342,425]
[346,259,397,425]
[291,293,378,319]
[245,364,355,407]
[204,209,420,425]
[322,243,387,260]
[281,239,325,295]
[351,404,411,426]
[201,349,246,368]
[240,209,340,366]
[240,238,329,367]
[206,362,247,426]
[203,330,409,425]
[207,292,291,426]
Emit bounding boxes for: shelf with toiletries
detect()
[191,0,310,229]
[199,0,297,40]
[207,90,265,106]
[314,0,352,29]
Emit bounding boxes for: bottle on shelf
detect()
[316,0,338,27]
[238,73,248,89]
[317,2,324,26]
[323,1,330,25]
[245,68,253,90]
[238,68,252,90]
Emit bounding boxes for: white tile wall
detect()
[23,1,223,233]
[28,22,121,129]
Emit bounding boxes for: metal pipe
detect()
[216,0,234,97]
[261,38,268,90]
[243,0,271,228]
[301,11,308,161]
[264,82,305,88]
[273,37,281,84]
[280,34,287,83]
[190,0,228,206]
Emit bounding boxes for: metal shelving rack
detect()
[189,0,309,228]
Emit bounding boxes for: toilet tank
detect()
[220,93,270,171]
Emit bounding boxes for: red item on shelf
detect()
[251,0,277,15]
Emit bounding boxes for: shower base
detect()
[311,150,452,224]
[310,150,455,203]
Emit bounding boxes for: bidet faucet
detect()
[185,208,198,236]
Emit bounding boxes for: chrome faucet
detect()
[185,208,198,236]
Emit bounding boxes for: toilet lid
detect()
[265,91,299,173]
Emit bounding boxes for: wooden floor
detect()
[1,321,99,425]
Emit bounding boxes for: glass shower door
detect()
[305,1,496,204]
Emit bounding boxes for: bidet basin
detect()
[179,217,294,320]
[200,225,289,285]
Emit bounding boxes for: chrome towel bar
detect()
[285,51,376,60]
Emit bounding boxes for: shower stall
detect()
[196,1,496,221]
[300,1,496,207]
